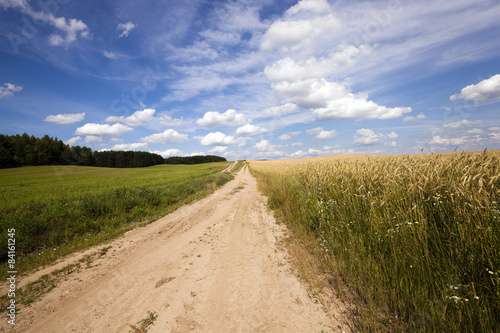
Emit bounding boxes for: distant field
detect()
[0,162,232,277]
[250,150,500,332]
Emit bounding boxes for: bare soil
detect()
[2,166,345,332]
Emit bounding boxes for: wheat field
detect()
[250,150,500,332]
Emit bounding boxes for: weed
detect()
[155,277,175,288]
[128,311,158,333]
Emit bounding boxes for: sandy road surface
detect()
[2,166,339,332]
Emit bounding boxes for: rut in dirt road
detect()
[3,166,343,332]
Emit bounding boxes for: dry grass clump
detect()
[250,150,500,332]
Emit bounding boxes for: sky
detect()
[1,0,500,160]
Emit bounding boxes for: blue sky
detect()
[1,0,500,160]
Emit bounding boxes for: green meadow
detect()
[0,162,232,278]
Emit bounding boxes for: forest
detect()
[164,155,227,164]
[0,133,225,168]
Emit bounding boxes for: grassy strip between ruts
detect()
[250,151,500,333]
[0,162,233,280]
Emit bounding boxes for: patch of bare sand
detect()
[2,166,346,332]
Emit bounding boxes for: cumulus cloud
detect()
[467,128,483,134]
[354,129,397,145]
[235,124,266,136]
[0,0,90,46]
[291,148,324,158]
[442,119,482,129]
[86,136,107,144]
[65,136,81,146]
[157,114,184,127]
[261,14,340,52]
[306,127,338,140]
[44,112,85,125]
[450,74,500,102]
[117,21,136,38]
[151,149,184,157]
[278,131,301,140]
[208,146,228,154]
[75,123,133,137]
[403,112,426,122]
[106,109,156,126]
[111,143,148,151]
[0,83,22,99]
[267,71,411,121]
[199,132,247,146]
[285,0,331,16]
[264,103,298,117]
[140,129,189,144]
[196,109,247,128]
[264,45,373,82]
[253,140,281,152]
[430,136,466,145]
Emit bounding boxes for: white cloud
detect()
[103,51,118,59]
[306,127,338,140]
[65,136,81,146]
[85,136,105,144]
[285,0,331,16]
[235,124,266,136]
[315,129,338,140]
[442,119,482,129]
[403,112,426,122]
[152,149,184,157]
[140,129,189,144]
[278,131,301,141]
[489,127,500,131]
[1,0,90,46]
[264,45,373,82]
[354,128,397,145]
[106,109,156,126]
[430,136,466,145]
[467,128,483,134]
[253,139,278,152]
[75,123,133,137]
[199,132,247,146]
[264,103,298,117]
[0,83,23,99]
[111,143,148,151]
[44,112,85,125]
[0,1,89,46]
[387,132,398,139]
[450,74,500,102]
[291,148,323,158]
[490,131,500,142]
[157,114,184,127]
[196,109,247,128]
[291,141,304,147]
[117,21,136,38]
[261,14,340,52]
[208,146,228,154]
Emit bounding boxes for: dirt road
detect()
[3,166,339,332]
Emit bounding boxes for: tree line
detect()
[164,155,227,164]
[0,133,226,168]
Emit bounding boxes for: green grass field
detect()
[0,162,233,278]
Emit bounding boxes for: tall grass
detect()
[250,151,500,332]
[0,163,232,278]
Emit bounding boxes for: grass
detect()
[0,162,233,279]
[250,150,500,332]
[128,311,158,333]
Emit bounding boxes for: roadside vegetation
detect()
[0,162,232,278]
[250,150,500,332]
